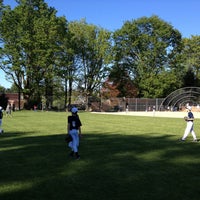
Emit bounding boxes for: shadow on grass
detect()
[0,131,200,200]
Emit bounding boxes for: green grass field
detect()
[0,111,200,200]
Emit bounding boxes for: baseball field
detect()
[0,110,200,200]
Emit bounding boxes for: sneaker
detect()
[76,155,80,160]
[179,138,185,142]
[69,151,74,157]
[193,139,198,142]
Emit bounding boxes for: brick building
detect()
[0,93,25,110]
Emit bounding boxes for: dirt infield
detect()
[93,111,200,119]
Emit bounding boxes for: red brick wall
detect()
[5,93,25,110]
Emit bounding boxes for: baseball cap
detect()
[0,106,2,110]
[71,107,78,113]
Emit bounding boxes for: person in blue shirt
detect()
[181,106,198,142]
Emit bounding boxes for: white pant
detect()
[182,121,197,140]
[68,129,79,153]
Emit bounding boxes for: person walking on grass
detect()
[67,107,82,160]
[181,106,198,142]
[6,103,12,117]
[0,106,4,134]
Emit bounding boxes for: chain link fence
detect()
[89,97,165,112]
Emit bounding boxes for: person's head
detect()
[187,106,192,111]
[71,107,78,115]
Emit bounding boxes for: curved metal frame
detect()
[159,87,200,110]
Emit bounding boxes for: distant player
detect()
[181,106,198,142]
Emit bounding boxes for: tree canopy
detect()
[111,15,183,98]
[0,1,200,109]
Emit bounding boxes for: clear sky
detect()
[1,0,200,88]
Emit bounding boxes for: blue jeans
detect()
[68,129,79,152]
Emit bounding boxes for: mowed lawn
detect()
[0,110,200,200]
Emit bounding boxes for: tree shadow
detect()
[0,130,200,200]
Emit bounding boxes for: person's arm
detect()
[67,116,70,134]
[67,123,70,134]
[78,126,82,137]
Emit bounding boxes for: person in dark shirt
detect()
[67,107,82,159]
[0,106,4,134]
[181,106,198,142]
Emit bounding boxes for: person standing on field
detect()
[67,107,82,160]
[0,106,4,134]
[181,106,198,142]
[6,103,12,117]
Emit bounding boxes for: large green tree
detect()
[181,36,200,87]
[67,20,112,109]
[112,15,183,98]
[0,0,67,108]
